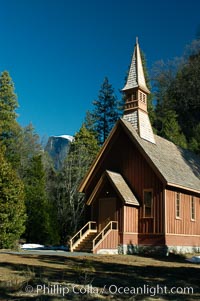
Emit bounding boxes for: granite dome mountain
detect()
[45,135,73,170]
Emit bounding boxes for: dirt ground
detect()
[0,251,199,300]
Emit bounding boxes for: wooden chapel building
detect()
[70,39,200,254]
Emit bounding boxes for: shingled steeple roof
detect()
[122,38,150,93]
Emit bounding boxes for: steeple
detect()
[122,38,155,144]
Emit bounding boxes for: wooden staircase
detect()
[73,232,97,252]
[70,221,97,252]
[70,221,118,253]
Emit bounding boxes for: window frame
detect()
[190,196,195,221]
[143,189,153,218]
[175,192,181,219]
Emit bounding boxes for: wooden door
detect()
[99,197,117,231]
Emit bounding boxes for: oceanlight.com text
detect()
[25,283,195,297]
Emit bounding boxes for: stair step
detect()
[72,231,98,252]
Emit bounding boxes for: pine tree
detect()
[23,155,54,244]
[158,108,187,148]
[152,58,188,147]
[0,71,21,166]
[92,77,120,145]
[84,110,96,136]
[43,151,60,244]
[55,125,99,242]
[0,150,26,248]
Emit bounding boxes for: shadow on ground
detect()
[0,253,199,300]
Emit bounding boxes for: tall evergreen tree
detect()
[0,150,26,248]
[43,151,60,244]
[23,155,54,244]
[152,58,187,147]
[55,125,99,242]
[0,71,21,166]
[92,77,120,145]
[84,110,96,136]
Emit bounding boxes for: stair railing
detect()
[93,221,118,250]
[70,221,97,252]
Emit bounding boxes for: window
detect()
[191,196,195,221]
[176,192,181,218]
[143,190,153,217]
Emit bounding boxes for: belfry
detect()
[122,38,155,144]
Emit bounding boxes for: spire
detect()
[122,39,150,94]
[122,38,155,144]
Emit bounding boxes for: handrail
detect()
[70,221,97,251]
[93,221,118,250]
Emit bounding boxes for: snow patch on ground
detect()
[20,244,44,249]
[20,244,69,251]
[186,256,200,263]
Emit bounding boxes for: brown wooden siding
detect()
[121,233,138,245]
[166,189,200,236]
[93,230,118,254]
[138,234,165,246]
[120,134,164,235]
[85,124,164,240]
[123,205,138,233]
[166,234,200,247]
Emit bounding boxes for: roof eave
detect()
[121,84,150,94]
[166,182,200,195]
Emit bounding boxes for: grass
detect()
[0,251,199,300]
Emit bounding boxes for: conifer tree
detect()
[0,71,21,166]
[23,155,54,244]
[92,77,120,145]
[0,150,26,248]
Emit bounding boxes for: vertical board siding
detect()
[124,206,138,233]
[121,137,164,235]
[166,189,200,235]
[93,230,118,254]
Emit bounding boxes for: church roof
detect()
[106,170,140,206]
[80,118,200,194]
[86,170,139,206]
[122,38,150,93]
[121,119,200,193]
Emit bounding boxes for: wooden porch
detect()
[70,221,118,254]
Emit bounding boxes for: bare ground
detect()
[0,251,199,300]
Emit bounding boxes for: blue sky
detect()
[0,0,199,139]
